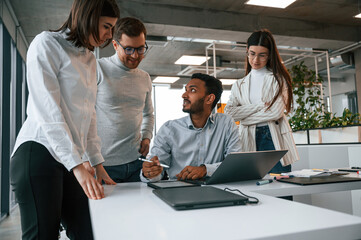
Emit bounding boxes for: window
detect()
[1,20,12,218]
[153,85,186,134]
[0,20,27,218]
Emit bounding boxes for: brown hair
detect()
[246,29,293,113]
[113,17,147,41]
[53,0,120,51]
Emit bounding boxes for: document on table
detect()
[282,169,332,178]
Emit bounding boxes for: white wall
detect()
[323,73,356,97]
[220,89,231,105]
[293,144,361,217]
[323,73,356,115]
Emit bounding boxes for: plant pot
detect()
[320,126,361,143]
[293,130,308,144]
[309,129,322,144]
[293,129,321,144]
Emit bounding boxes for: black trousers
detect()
[10,141,94,240]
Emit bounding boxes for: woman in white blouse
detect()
[225,29,299,173]
[10,0,119,239]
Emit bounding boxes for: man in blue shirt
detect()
[141,73,242,181]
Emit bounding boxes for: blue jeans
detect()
[256,126,291,174]
[104,160,143,183]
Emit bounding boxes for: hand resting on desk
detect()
[142,156,163,179]
[176,165,206,180]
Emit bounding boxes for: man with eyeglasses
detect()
[93,17,154,183]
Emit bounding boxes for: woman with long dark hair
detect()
[10,0,119,239]
[225,29,299,173]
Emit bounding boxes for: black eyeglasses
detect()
[115,40,148,55]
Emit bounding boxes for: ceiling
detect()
[8,0,361,87]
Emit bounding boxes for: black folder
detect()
[153,186,248,210]
[278,175,361,185]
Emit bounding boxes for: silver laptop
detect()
[186,150,287,185]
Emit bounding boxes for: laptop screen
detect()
[186,150,288,185]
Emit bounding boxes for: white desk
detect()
[220,172,361,197]
[89,182,361,240]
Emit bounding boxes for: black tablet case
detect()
[153,186,248,210]
[277,175,361,185]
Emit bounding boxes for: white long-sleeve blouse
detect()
[12,30,104,171]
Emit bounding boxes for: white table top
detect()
[220,172,361,197]
[89,182,361,240]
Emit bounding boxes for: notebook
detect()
[185,150,287,185]
[278,175,361,185]
[153,186,248,210]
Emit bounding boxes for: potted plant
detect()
[288,61,323,143]
[288,62,361,144]
[319,109,361,143]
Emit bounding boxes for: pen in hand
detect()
[138,157,169,168]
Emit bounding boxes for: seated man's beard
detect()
[182,97,205,114]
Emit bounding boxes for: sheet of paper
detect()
[281,169,331,178]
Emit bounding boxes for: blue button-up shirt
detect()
[142,113,242,180]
